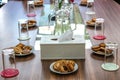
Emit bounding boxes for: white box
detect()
[40,24,85,59]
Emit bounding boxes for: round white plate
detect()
[28,23,36,27]
[49,62,78,74]
[14,46,33,57]
[15,52,32,56]
[21,23,36,29]
[92,50,113,56]
[86,23,95,26]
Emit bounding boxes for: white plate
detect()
[14,46,33,57]
[86,22,101,27]
[49,62,78,74]
[15,52,32,56]
[21,23,36,28]
[92,50,113,56]
[28,23,36,27]
[86,22,95,26]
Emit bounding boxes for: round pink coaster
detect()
[0,68,19,78]
[93,35,106,40]
[27,13,36,17]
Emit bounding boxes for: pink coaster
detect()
[0,68,19,78]
[27,13,36,17]
[93,35,106,40]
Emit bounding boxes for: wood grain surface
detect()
[0,0,120,80]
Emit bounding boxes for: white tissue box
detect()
[40,24,85,60]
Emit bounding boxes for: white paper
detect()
[58,30,73,42]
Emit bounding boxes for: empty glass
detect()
[0,49,19,78]
[18,19,30,41]
[27,1,36,17]
[85,0,96,26]
[85,12,96,26]
[101,42,119,71]
[93,18,106,40]
[86,0,95,15]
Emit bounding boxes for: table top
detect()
[0,0,120,80]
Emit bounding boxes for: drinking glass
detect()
[18,19,30,41]
[85,0,96,26]
[101,42,119,71]
[86,0,95,14]
[93,18,106,40]
[19,39,30,46]
[0,49,19,78]
[27,1,36,17]
[85,12,96,26]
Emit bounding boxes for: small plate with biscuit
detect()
[86,18,96,26]
[86,18,102,27]
[80,0,87,6]
[21,20,37,28]
[13,43,33,56]
[50,60,78,74]
[28,20,37,27]
[34,1,43,6]
[91,43,113,56]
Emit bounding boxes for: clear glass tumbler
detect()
[86,0,95,16]
[101,42,119,71]
[93,18,106,40]
[27,1,36,17]
[85,0,96,26]
[0,49,19,78]
[18,19,30,41]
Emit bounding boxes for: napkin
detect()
[58,30,73,42]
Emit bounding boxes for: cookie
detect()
[99,43,106,47]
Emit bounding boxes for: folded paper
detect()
[58,30,73,42]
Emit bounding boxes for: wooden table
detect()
[0,0,120,80]
[0,1,85,80]
[79,0,120,80]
